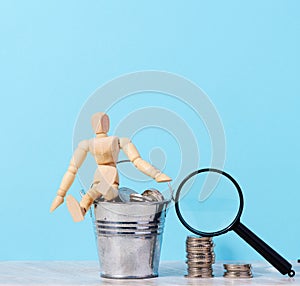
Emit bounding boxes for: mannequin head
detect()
[91,112,110,134]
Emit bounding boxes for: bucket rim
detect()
[94,199,171,206]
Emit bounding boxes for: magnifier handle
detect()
[234,222,295,277]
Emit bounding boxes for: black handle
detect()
[234,222,295,277]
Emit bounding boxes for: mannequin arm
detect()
[50,140,89,212]
[119,138,171,182]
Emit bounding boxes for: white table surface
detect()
[0,261,299,286]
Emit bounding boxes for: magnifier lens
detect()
[178,172,241,234]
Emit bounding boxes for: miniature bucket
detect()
[94,200,169,279]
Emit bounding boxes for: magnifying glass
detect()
[174,168,295,277]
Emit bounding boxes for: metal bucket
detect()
[94,200,169,279]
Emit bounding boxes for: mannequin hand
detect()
[155,173,172,183]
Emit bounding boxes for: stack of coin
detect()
[185,236,215,278]
[223,264,253,278]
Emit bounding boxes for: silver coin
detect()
[118,187,138,202]
[224,270,252,274]
[187,261,214,266]
[188,272,213,277]
[186,249,213,254]
[186,245,213,250]
[186,257,214,262]
[187,246,213,251]
[187,256,209,260]
[224,274,253,278]
[187,252,213,256]
[186,244,214,248]
[187,256,214,260]
[186,242,214,246]
[189,265,213,269]
[187,257,214,262]
[186,270,213,275]
[130,193,153,202]
[188,262,213,266]
[187,262,213,267]
[129,194,144,202]
[185,274,214,278]
[225,269,252,274]
[224,264,251,269]
[187,272,213,276]
[187,266,213,271]
[224,268,251,272]
[187,244,213,248]
[188,270,212,273]
[187,254,214,258]
[187,257,214,261]
[187,238,212,242]
[224,270,252,275]
[186,252,214,256]
[186,248,214,252]
[187,247,213,251]
[187,236,212,240]
[187,242,214,247]
[187,263,214,267]
[187,241,212,245]
[142,189,165,202]
[224,265,251,270]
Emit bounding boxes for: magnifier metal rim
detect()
[175,168,244,237]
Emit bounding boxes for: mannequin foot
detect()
[66,195,86,222]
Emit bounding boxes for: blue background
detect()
[0,0,299,263]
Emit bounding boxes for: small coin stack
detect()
[223,264,253,278]
[185,236,215,278]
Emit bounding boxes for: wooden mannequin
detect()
[50,112,172,222]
